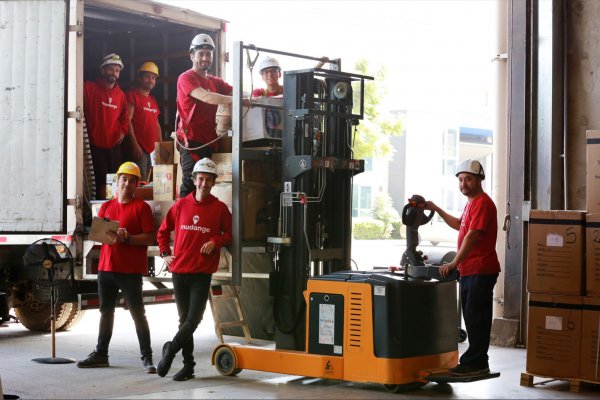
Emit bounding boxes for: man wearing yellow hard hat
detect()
[125,61,162,181]
[77,162,157,374]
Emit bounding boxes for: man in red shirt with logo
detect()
[84,53,129,199]
[425,159,500,376]
[156,157,232,381]
[77,162,157,374]
[125,61,162,181]
[176,33,238,198]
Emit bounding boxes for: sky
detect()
[165,0,499,115]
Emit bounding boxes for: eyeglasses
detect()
[261,68,279,76]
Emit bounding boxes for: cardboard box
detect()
[586,214,600,296]
[587,130,600,213]
[526,293,582,378]
[153,164,177,201]
[527,210,585,295]
[106,173,117,199]
[155,141,174,165]
[135,185,153,200]
[146,200,173,235]
[580,296,600,381]
[243,97,283,142]
[210,182,268,241]
[212,153,232,182]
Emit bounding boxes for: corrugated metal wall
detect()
[0,0,67,232]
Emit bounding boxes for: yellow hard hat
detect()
[116,162,142,179]
[138,61,159,76]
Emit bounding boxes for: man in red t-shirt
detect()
[425,159,500,377]
[76,162,157,374]
[84,53,129,199]
[156,157,232,381]
[125,61,162,181]
[251,56,283,98]
[176,33,238,198]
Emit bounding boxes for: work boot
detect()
[76,351,109,368]
[172,364,195,381]
[142,354,156,374]
[448,363,490,376]
[157,341,176,377]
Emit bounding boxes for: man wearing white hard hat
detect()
[125,61,162,180]
[156,157,232,381]
[252,56,283,97]
[176,33,238,198]
[425,159,500,377]
[84,53,129,199]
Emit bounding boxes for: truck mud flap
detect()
[78,288,175,310]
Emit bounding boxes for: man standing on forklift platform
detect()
[155,157,232,381]
[76,162,157,374]
[424,159,500,376]
[124,61,162,182]
[175,33,236,199]
[84,53,129,200]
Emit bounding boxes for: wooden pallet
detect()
[520,372,600,393]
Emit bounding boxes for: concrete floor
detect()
[1,303,599,399]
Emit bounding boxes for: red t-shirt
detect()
[251,87,283,97]
[97,197,155,274]
[157,193,232,274]
[84,79,128,149]
[126,90,161,154]
[176,69,232,149]
[457,192,501,276]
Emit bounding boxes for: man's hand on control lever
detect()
[439,261,457,278]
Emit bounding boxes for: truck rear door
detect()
[0,0,68,233]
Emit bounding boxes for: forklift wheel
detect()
[214,346,242,376]
[458,328,468,343]
[383,382,426,393]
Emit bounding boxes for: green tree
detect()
[352,59,404,160]
[371,193,401,239]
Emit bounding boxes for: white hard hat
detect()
[259,56,281,72]
[100,53,124,69]
[455,159,485,179]
[189,33,215,52]
[192,157,218,177]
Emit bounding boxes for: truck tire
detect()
[14,299,72,332]
[59,303,86,331]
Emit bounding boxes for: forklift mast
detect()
[271,67,372,350]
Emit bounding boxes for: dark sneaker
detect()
[157,341,175,377]
[142,355,156,374]
[172,365,195,381]
[77,351,109,368]
[448,363,490,376]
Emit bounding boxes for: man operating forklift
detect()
[424,159,500,376]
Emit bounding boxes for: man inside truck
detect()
[84,53,129,200]
[77,162,157,374]
[125,61,162,181]
[176,33,235,198]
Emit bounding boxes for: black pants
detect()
[171,272,212,366]
[90,144,122,199]
[96,271,152,357]
[178,142,212,198]
[459,273,498,367]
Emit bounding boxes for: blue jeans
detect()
[96,271,152,357]
[171,272,212,366]
[459,273,498,367]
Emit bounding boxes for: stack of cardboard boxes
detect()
[525,130,600,382]
[153,141,177,201]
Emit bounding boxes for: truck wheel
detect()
[14,299,71,332]
[59,303,86,331]
[214,346,242,376]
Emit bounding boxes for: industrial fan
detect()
[22,238,76,364]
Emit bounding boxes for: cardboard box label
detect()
[153,164,177,201]
[545,315,562,330]
[546,233,563,247]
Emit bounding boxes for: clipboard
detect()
[88,217,120,244]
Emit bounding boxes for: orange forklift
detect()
[212,44,499,392]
